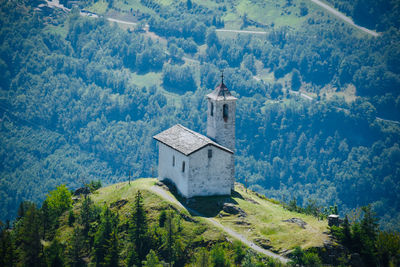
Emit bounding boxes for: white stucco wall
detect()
[157,143,189,197]
[157,143,234,198]
[187,145,234,198]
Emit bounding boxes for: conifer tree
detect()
[143,250,163,267]
[45,238,65,267]
[104,228,119,267]
[94,207,114,266]
[80,196,95,239]
[19,203,42,267]
[128,190,149,267]
[194,247,210,267]
[0,226,15,267]
[210,243,230,267]
[66,226,85,267]
[40,200,52,239]
[342,215,352,247]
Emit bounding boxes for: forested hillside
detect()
[0,0,399,232]
[325,0,400,31]
[1,180,398,266]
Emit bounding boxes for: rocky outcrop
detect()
[282,218,307,228]
[73,187,90,196]
[253,237,272,249]
[110,199,128,209]
[222,203,247,217]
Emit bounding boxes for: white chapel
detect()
[153,76,237,198]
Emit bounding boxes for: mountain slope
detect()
[68,179,329,257]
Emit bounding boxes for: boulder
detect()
[222,203,247,217]
[253,238,272,249]
[283,217,307,228]
[73,187,90,196]
[110,199,128,209]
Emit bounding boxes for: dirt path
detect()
[216,29,267,35]
[149,185,289,263]
[310,0,379,37]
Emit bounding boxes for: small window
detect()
[172,155,175,166]
[208,149,212,158]
[223,104,229,122]
[182,161,185,172]
[210,102,214,116]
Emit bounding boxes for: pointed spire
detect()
[206,71,237,100]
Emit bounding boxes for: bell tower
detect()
[206,73,237,152]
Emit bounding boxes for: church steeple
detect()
[206,73,237,152]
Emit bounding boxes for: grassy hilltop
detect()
[54,178,329,263]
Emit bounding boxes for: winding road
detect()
[149,185,289,264]
[310,0,379,37]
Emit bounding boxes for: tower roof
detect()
[206,75,237,101]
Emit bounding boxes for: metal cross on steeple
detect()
[220,70,224,84]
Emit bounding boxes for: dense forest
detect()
[1,184,279,266]
[325,0,400,31]
[0,0,399,236]
[1,182,399,266]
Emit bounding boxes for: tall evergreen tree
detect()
[80,196,95,240]
[19,203,42,267]
[128,190,149,267]
[40,200,52,240]
[0,226,15,267]
[342,215,352,247]
[143,250,163,267]
[104,228,119,267]
[94,207,114,266]
[194,247,210,267]
[45,238,65,267]
[66,226,85,267]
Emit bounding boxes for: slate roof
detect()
[153,124,233,155]
[206,82,237,101]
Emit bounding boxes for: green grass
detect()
[43,24,69,38]
[130,72,162,89]
[87,0,109,14]
[217,184,328,252]
[129,72,182,107]
[56,179,225,250]
[56,179,328,259]
[161,181,329,253]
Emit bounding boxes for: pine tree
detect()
[129,190,149,267]
[40,200,53,239]
[80,196,95,239]
[164,212,175,266]
[104,228,119,267]
[143,250,163,267]
[94,207,114,266]
[20,203,42,267]
[0,227,15,267]
[194,247,210,267]
[45,238,65,267]
[66,226,85,267]
[186,0,192,9]
[342,215,352,247]
[210,244,230,267]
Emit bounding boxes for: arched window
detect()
[223,104,228,122]
[182,161,185,172]
[210,102,214,116]
[172,155,175,166]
